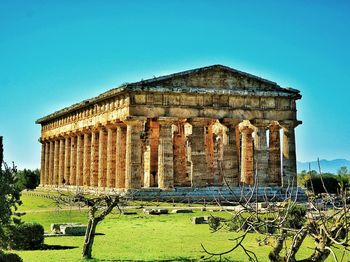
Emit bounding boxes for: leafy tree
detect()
[16,169,40,190]
[305,173,340,194]
[297,170,316,188]
[0,162,22,248]
[337,166,349,176]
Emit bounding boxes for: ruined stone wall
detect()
[129,92,296,122]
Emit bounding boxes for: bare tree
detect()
[202,161,350,262]
[54,190,124,259]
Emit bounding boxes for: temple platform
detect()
[122,186,308,203]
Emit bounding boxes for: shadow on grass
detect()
[40,244,78,250]
[86,257,240,261]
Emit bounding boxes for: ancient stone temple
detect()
[36,65,301,193]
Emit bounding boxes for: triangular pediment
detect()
[129,65,286,92]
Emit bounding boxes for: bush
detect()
[15,169,40,190]
[0,250,22,262]
[282,204,307,229]
[305,173,341,194]
[5,222,44,250]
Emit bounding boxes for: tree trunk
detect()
[269,229,286,262]
[82,218,99,259]
[0,136,3,170]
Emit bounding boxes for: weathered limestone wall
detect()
[129,92,296,123]
[37,66,301,191]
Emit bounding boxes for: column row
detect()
[39,118,298,189]
[41,125,128,189]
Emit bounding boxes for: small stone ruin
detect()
[50,223,87,236]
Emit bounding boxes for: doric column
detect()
[44,142,50,186]
[148,119,160,187]
[240,126,254,185]
[268,122,281,186]
[221,119,241,187]
[98,127,108,188]
[90,130,99,187]
[212,131,223,185]
[83,132,91,187]
[115,125,127,188]
[40,142,46,186]
[205,123,215,185]
[70,136,77,185]
[58,139,65,185]
[173,122,187,186]
[124,118,145,189]
[53,139,59,185]
[189,118,212,187]
[252,120,270,186]
[64,137,71,185]
[106,127,117,188]
[76,134,84,186]
[49,141,54,185]
[281,120,299,187]
[157,118,175,189]
[143,140,151,188]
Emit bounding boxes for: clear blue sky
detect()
[1,0,349,169]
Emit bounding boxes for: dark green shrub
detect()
[305,173,344,194]
[257,222,276,234]
[5,222,44,250]
[208,216,221,231]
[15,169,40,190]
[282,204,307,229]
[0,250,22,262]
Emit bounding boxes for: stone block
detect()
[156,208,169,214]
[50,223,72,233]
[192,216,208,224]
[258,202,268,209]
[51,224,62,233]
[122,211,138,215]
[143,208,169,215]
[171,209,193,214]
[60,224,87,236]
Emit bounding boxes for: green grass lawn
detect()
[10,194,341,261]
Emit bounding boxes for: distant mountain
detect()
[297,159,350,174]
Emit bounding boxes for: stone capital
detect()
[220,118,241,128]
[269,121,281,131]
[188,117,214,126]
[79,127,93,134]
[122,116,147,126]
[239,125,254,134]
[105,122,118,130]
[279,119,302,129]
[114,120,127,127]
[251,119,271,128]
[157,117,178,126]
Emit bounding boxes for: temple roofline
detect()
[36,64,301,124]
